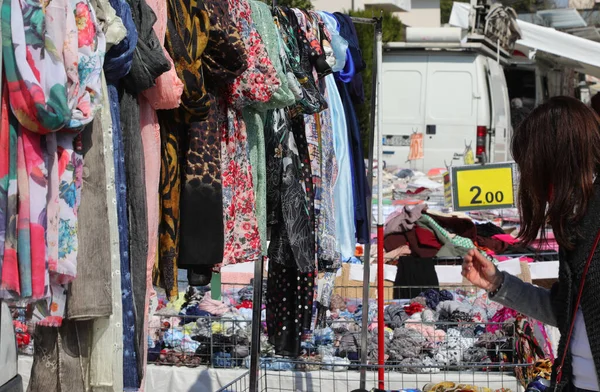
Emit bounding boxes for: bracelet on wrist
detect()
[488,273,504,298]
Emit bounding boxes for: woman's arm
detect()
[491,271,558,327]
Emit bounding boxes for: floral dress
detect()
[221,0,280,267]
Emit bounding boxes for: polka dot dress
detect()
[265,112,317,357]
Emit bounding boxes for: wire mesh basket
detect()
[148,314,252,368]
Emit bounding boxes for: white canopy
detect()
[450,2,600,78]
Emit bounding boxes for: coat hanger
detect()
[444,160,453,171]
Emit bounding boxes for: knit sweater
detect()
[492,179,600,392]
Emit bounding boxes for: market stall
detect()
[0,0,562,391]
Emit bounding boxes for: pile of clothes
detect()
[145,283,554,375]
[372,168,445,204]
[384,206,541,261]
[287,287,554,374]
[148,286,257,368]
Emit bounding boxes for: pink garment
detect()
[138,0,182,387]
[405,321,446,343]
[487,306,518,333]
[139,101,160,391]
[140,0,183,110]
[140,101,161,301]
[492,234,518,245]
[199,293,230,316]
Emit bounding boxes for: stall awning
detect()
[516,19,600,78]
[450,2,600,78]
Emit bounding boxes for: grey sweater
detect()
[492,271,558,327]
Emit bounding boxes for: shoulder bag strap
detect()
[555,228,600,386]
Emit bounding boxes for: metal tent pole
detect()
[375,19,385,390]
[249,256,265,392]
[350,15,382,391]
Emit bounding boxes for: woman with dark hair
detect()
[591,93,600,117]
[462,96,600,392]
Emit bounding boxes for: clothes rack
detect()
[245,10,384,392]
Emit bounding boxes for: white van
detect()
[381,31,513,172]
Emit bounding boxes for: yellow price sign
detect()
[451,163,515,211]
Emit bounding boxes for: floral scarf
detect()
[0,0,105,326]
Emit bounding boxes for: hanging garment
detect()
[248,0,295,111]
[2,0,105,322]
[408,133,424,161]
[111,93,139,389]
[137,0,182,379]
[229,0,284,257]
[90,0,127,50]
[319,12,348,73]
[174,0,245,285]
[316,79,340,269]
[227,0,279,109]
[242,108,268,255]
[336,80,370,244]
[292,8,332,79]
[103,0,139,386]
[326,73,354,260]
[275,7,327,115]
[121,0,171,380]
[177,102,224,277]
[89,73,124,392]
[219,0,279,267]
[119,90,148,385]
[0,85,19,296]
[311,12,335,72]
[156,0,212,297]
[243,3,295,254]
[334,13,365,104]
[221,106,262,266]
[202,0,248,92]
[0,86,6,284]
[66,120,112,319]
[266,109,315,357]
[27,321,94,392]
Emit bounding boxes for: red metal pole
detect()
[377,224,385,389]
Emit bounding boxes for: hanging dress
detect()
[102,0,139,386]
[220,0,280,267]
[157,0,211,296]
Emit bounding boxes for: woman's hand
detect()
[462,250,504,292]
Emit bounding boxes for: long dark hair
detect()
[511,96,600,249]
